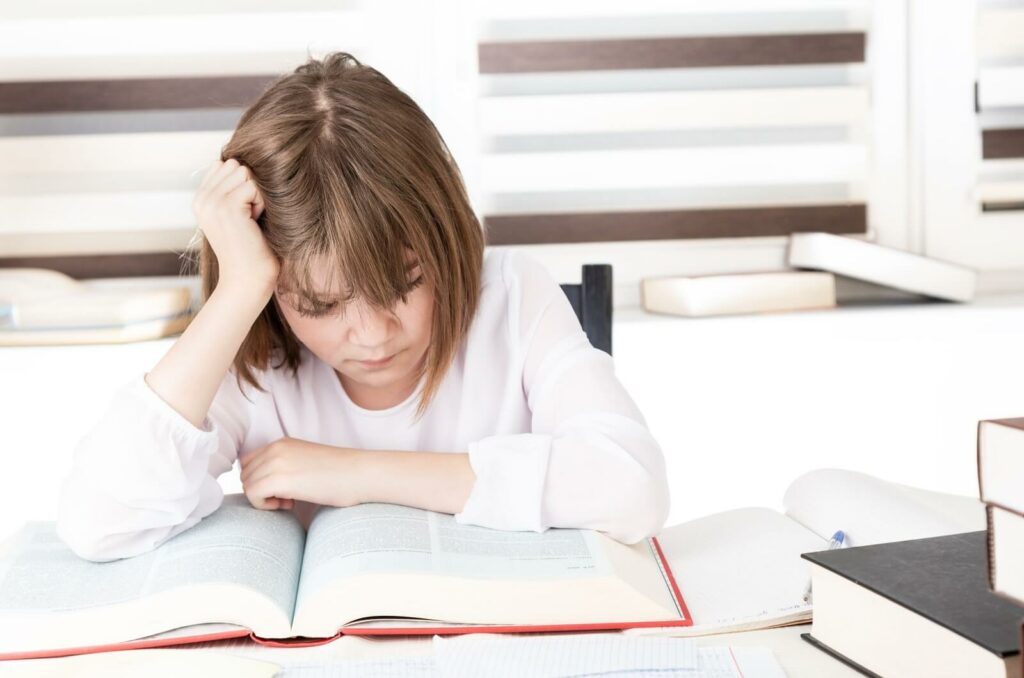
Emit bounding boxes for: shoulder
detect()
[474,248,568,347]
[482,247,561,300]
[483,248,565,309]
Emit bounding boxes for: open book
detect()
[0,495,690,660]
[624,467,987,637]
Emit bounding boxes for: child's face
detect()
[274,248,433,397]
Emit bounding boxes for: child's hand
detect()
[192,157,279,289]
[238,437,366,511]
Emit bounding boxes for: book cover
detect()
[803,531,1024,661]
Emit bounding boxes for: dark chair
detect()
[560,264,613,356]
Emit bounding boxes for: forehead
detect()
[278,248,418,296]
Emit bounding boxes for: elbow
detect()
[54,472,214,563]
[54,475,142,562]
[604,464,671,545]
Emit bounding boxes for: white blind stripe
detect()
[0,12,368,59]
[481,144,866,192]
[480,0,867,20]
[0,53,337,81]
[480,183,867,216]
[0,192,195,234]
[975,181,1024,202]
[478,87,868,134]
[0,0,346,19]
[976,8,1024,61]
[0,132,230,174]
[0,229,198,257]
[978,66,1024,110]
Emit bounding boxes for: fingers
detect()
[208,157,243,193]
[214,160,250,197]
[248,494,289,511]
[220,163,265,221]
[244,476,292,511]
[239,448,273,485]
[226,179,261,221]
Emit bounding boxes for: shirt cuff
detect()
[453,433,552,533]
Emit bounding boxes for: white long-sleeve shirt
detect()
[55,248,670,562]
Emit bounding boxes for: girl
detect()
[55,52,670,562]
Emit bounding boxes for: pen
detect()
[803,530,846,604]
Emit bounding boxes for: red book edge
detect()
[0,535,691,660]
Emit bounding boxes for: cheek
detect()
[279,306,327,346]
[407,294,434,343]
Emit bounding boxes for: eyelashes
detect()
[296,274,424,318]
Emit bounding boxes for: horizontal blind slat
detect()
[478,86,868,134]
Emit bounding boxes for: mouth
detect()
[356,351,399,369]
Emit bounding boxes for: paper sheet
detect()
[432,633,787,678]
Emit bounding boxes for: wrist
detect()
[348,448,376,505]
[214,275,276,307]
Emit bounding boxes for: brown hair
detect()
[186,52,485,422]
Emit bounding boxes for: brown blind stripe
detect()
[478,32,866,74]
[0,75,280,115]
[982,128,1024,160]
[483,204,867,245]
[0,252,193,279]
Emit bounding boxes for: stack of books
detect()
[796,419,1024,677]
[0,268,194,346]
[640,232,978,318]
[979,417,1024,658]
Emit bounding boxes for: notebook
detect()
[624,467,986,638]
[0,496,691,661]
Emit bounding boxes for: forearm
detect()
[146,278,273,429]
[356,449,476,515]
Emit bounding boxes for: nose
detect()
[346,299,397,351]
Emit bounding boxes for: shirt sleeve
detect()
[454,250,671,544]
[55,369,253,562]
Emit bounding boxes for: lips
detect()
[357,352,397,368]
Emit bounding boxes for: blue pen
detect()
[803,530,846,604]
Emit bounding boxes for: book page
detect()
[782,468,986,547]
[625,507,824,637]
[294,503,612,611]
[433,633,699,677]
[0,493,305,621]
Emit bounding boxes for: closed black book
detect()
[800,531,1024,678]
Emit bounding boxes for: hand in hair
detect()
[238,437,368,511]
[192,157,280,287]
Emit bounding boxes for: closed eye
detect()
[297,302,338,318]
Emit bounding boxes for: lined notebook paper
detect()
[432,633,786,678]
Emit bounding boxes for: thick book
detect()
[978,417,1024,514]
[787,232,977,302]
[801,531,1024,678]
[977,417,1024,606]
[0,495,692,661]
[639,271,836,317]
